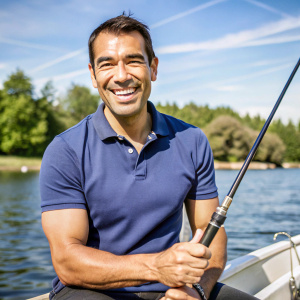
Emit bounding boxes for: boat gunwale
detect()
[220,234,300,281]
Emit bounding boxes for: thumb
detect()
[189,228,203,244]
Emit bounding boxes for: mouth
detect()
[111,87,137,96]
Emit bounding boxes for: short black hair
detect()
[88,14,156,71]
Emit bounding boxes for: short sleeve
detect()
[40,136,86,212]
[187,130,218,200]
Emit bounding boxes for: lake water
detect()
[0,168,299,299]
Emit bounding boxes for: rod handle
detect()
[200,223,220,247]
[199,211,227,247]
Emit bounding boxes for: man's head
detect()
[88,14,156,72]
[88,14,158,121]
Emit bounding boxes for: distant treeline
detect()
[156,103,300,164]
[0,69,299,164]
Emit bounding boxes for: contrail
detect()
[244,0,292,18]
[29,48,86,73]
[35,68,89,85]
[150,0,228,29]
[156,16,300,54]
[0,36,61,52]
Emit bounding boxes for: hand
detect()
[153,229,211,287]
[161,285,201,300]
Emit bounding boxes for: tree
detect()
[0,70,48,156]
[203,115,285,164]
[3,69,33,97]
[59,84,100,127]
[270,119,300,162]
[38,81,67,149]
[203,116,252,162]
[254,132,285,165]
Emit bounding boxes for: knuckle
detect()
[198,246,206,257]
[177,244,185,251]
[176,254,184,264]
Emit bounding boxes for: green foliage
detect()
[203,116,252,162]
[156,101,240,129]
[157,102,296,164]
[59,83,100,127]
[3,69,33,97]
[0,71,63,156]
[255,132,285,165]
[269,120,300,162]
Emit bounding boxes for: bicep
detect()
[185,197,219,234]
[42,208,89,251]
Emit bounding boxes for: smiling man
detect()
[40,14,258,300]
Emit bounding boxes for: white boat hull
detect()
[220,234,300,299]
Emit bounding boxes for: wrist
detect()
[192,283,208,300]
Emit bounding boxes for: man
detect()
[40,15,258,300]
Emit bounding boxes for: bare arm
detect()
[42,208,211,290]
[185,197,227,298]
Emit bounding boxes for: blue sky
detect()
[0,0,299,124]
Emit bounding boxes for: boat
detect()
[28,233,300,300]
[219,232,300,300]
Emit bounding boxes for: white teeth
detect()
[114,88,135,95]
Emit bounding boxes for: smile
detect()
[111,87,137,96]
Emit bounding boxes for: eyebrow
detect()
[126,53,145,61]
[96,56,113,66]
[96,53,146,66]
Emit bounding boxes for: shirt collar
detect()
[92,101,169,141]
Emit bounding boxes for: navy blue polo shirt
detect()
[40,101,218,294]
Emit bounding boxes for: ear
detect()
[150,57,159,82]
[88,63,98,88]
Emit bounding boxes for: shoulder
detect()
[56,114,93,148]
[42,114,94,167]
[160,112,207,144]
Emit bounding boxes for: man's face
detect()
[89,31,158,119]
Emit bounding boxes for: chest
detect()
[81,136,196,223]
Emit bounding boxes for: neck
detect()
[104,105,152,152]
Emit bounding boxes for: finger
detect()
[165,288,188,300]
[184,243,212,259]
[189,229,203,244]
[186,257,210,270]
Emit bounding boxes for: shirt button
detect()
[128,148,134,154]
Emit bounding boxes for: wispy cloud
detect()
[150,0,227,29]
[154,62,293,101]
[244,0,292,18]
[29,48,86,73]
[0,36,61,52]
[156,16,300,54]
[35,68,89,86]
[207,63,293,88]
[242,34,300,47]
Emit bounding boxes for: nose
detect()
[113,61,131,83]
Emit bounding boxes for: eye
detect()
[98,63,114,69]
[128,60,144,65]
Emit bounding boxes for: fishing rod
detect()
[200,57,300,247]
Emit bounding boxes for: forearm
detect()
[198,227,227,298]
[54,243,157,289]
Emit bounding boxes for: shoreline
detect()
[0,161,300,172]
